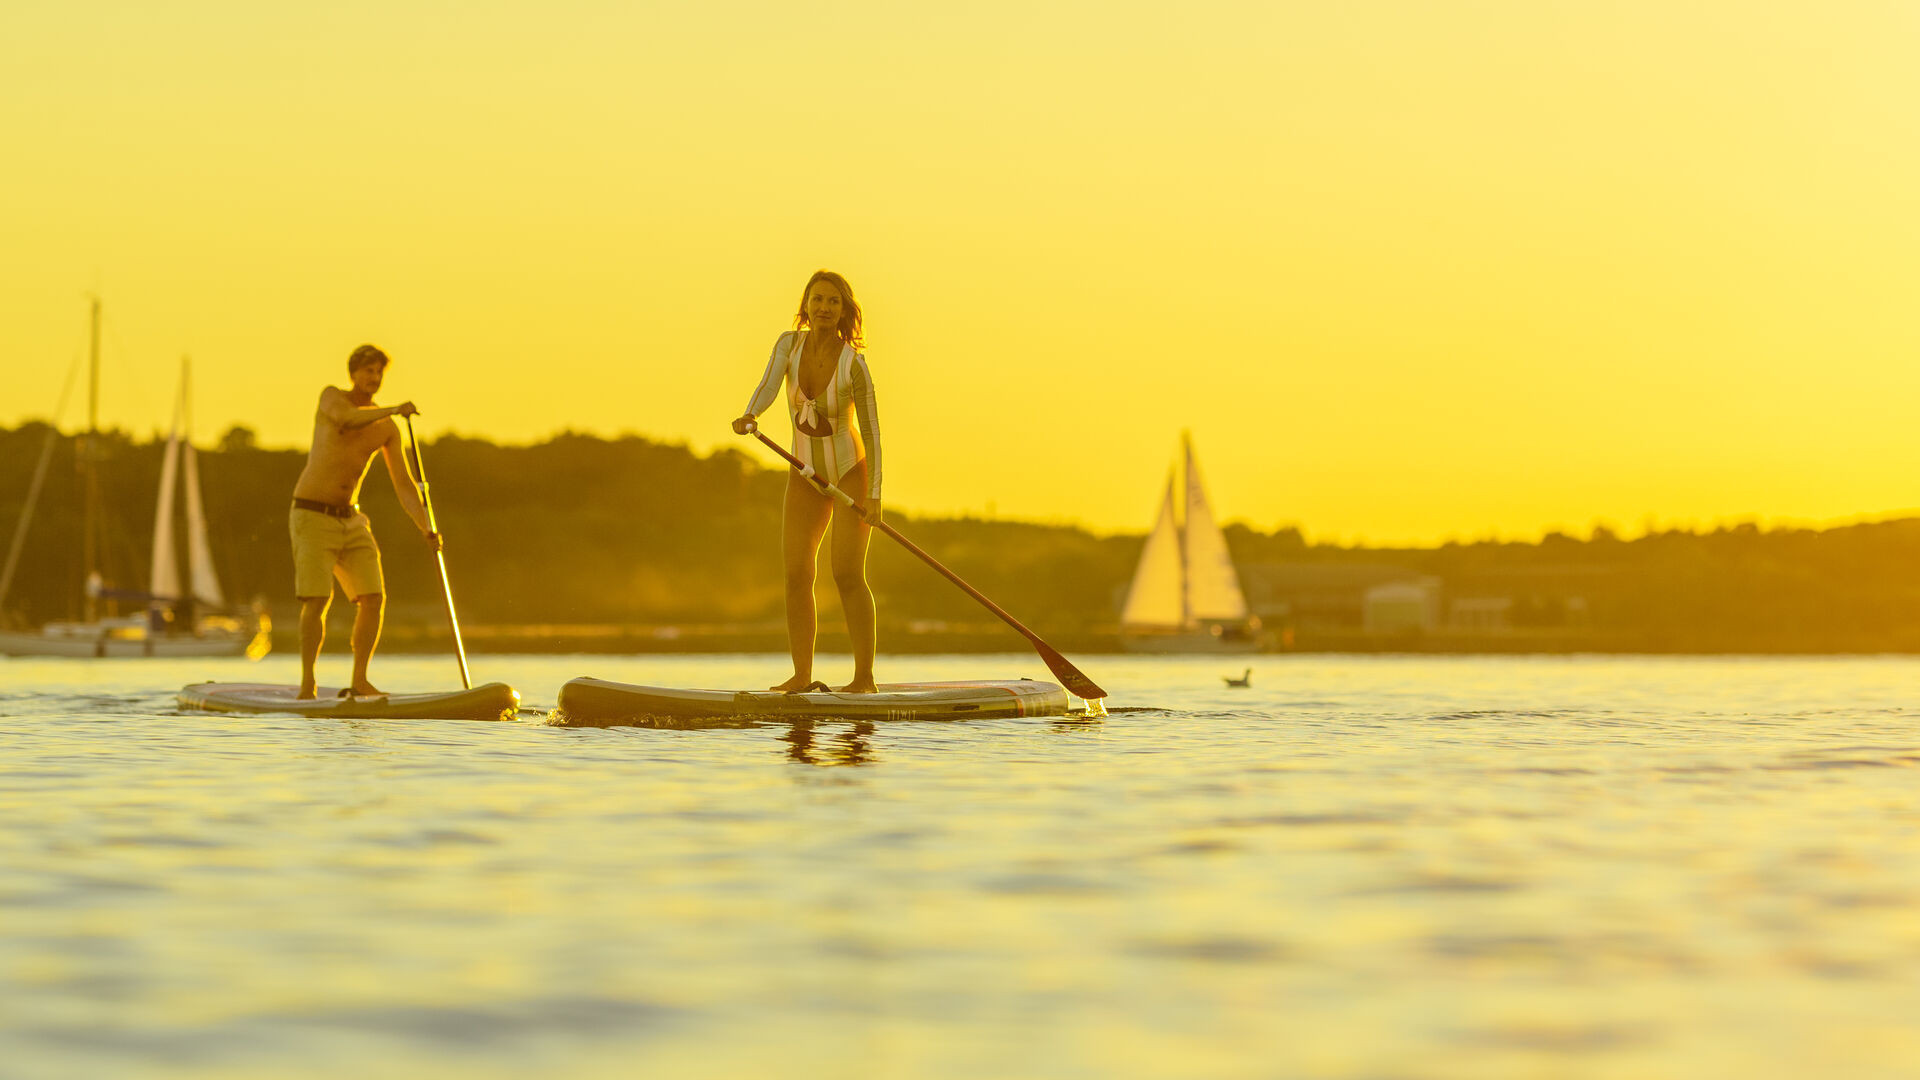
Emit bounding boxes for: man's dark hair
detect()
[347,344,390,373]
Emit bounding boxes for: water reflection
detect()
[781,719,876,766]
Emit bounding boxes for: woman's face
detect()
[805,282,844,335]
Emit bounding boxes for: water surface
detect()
[4,653,1919,1078]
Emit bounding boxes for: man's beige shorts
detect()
[289,507,384,599]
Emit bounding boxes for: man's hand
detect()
[425,530,443,553]
[731,415,757,435]
[395,401,420,418]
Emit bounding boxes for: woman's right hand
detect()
[731,415,757,435]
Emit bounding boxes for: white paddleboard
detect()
[556,677,1069,725]
[178,682,520,721]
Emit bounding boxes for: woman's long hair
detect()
[793,269,864,348]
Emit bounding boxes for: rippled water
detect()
[4,653,1920,1078]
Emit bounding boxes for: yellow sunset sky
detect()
[4,1,1917,543]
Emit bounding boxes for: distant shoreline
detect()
[281,622,1920,657]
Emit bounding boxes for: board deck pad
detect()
[178,682,520,721]
[555,677,1070,726]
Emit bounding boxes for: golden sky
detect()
[5,1,1917,543]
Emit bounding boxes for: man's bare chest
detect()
[314,418,387,462]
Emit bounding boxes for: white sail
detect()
[1181,435,1248,622]
[182,443,225,608]
[1120,471,1186,629]
[150,432,183,601]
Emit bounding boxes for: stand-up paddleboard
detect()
[178,682,520,721]
[555,677,1070,725]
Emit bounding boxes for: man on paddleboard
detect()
[289,345,440,699]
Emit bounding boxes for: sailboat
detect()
[0,302,266,658]
[1119,433,1260,653]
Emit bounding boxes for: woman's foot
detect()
[347,682,385,698]
[770,673,816,693]
[836,677,878,694]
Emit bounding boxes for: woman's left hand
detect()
[862,499,884,526]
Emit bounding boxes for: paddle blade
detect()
[1035,641,1106,701]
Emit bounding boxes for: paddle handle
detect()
[742,422,1106,700]
[405,416,471,690]
[432,549,470,690]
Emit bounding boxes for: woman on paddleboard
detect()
[733,270,884,693]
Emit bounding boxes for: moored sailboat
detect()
[1119,433,1260,653]
[0,303,265,658]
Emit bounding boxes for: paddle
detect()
[739,421,1107,702]
[403,416,471,690]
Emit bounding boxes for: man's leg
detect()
[297,596,330,699]
[348,593,384,696]
[335,515,386,696]
[290,506,339,700]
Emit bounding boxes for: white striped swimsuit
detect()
[742,330,882,501]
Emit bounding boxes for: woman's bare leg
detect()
[774,472,833,692]
[830,460,877,693]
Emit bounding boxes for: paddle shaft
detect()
[743,425,1106,700]
[404,416,471,690]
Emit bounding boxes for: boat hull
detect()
[177,682,521,721]
[0,630,251,658]
[1120,631,1263,654]
[556,677,1071,726]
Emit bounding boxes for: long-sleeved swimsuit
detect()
[742,330,882,502]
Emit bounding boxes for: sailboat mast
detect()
[82,296,101,623]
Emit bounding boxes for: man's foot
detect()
[836,677,878,694]
[296,681,318,701]
[770,673,816,693]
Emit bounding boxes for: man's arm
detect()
[322,388,418,430]
[381,425,442,550]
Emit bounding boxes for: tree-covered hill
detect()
[7,423,1920,652]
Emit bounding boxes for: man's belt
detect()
[292,498,358,518]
